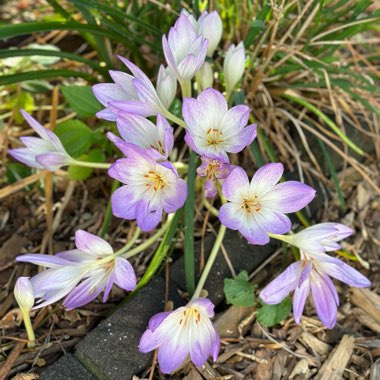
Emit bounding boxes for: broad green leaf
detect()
[224,271,256,307]
[257,298,292,327]
[61,86,102,118]
[55,120,94,157]
[68,149,106,181]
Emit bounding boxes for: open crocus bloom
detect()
[260,251,370,328]
[139,298,220,374]
[93,56,166,121]
[288,223,354,254]
[183,88,257,162]
[16,230,136,309]
[197,156,235,198]
[9,110,73,171]
[108,113,174,161]
[219,164,316,244]
[108,143,187,231]
[162,14,208,82]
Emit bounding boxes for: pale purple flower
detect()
[16,230,136,309]
[108,143,187,232]
[156,65,177,109]
[197,156,235,198]
[108,114,174,160]
[162,14,208,82]
[14,277,34,311]
[183,88,257,161]
[219,164,316,245]
[93,56,166,121]
[289,223,354,254]
[260,252,371,328]
[224,42,246,93]
[9,110,73,171]
[182,10,223,57]
[139,298,220,374]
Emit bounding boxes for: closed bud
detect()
[196,62,213,91]
[223,42,246,93]
[14,277,34,311]
[156,65,177,109]
[199,11,223,57]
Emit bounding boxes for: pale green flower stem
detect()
[68,160,187,172]
[192,224,227,299]
[21,308,36,348]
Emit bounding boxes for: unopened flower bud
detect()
[223,42,246,93]
[156,65,177,109]
[199,11,223,57]
[14,277,34,311]
[196,62,213,91]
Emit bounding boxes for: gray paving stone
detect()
[41,353,96,380]
[170,229,278,305]
[74,277,184,380]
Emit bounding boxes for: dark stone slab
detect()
[170,229,279,305]
[74,277,184,380]
[40,353,96,380]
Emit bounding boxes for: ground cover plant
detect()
[0,0,379,378]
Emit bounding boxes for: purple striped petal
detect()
[221,166,249,201]
[111,185,139,220]
[293,277,310,323]
[260,261,301,304]
[36,152,71,171]
[250,163,283,196]
[16,254,72,268]
[113,257,136,291]
[262,181,316,213]
[75,230,113,256]
[135,201,163,232]
[310,273,338,329]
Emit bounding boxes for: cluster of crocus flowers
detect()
[8,6,372,376]
[17,230,136,309]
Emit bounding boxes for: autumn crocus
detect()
[156,65,177,109]
[17,230,136,309]
[260,252,370,328]
[9,110,73,171]
[224,42,245,94]
[139,298,220,374]
[197,156,235,198]
[14,277,36,347]
[108,113,174,160]
[183,88,257,162]
[93,56,166,121]
[162,14,208,83]
[108,143,187,231]
[219,164,315,244]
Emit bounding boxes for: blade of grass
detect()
[0,21,127,45]
[98,180,119,238]
[184,151,197,296]
[318,140,347,211]
[282,93,364,155]
[0,70,96,85]
[0,48,106,75]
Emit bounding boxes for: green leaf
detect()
[224,271,256,307]
[55,120,94,157]
[68,149,105,181]
[61,86,102,118]
[257,298,292,327]
[27,43,62,65]
[6,163,32,185]
[0,70,95,85]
